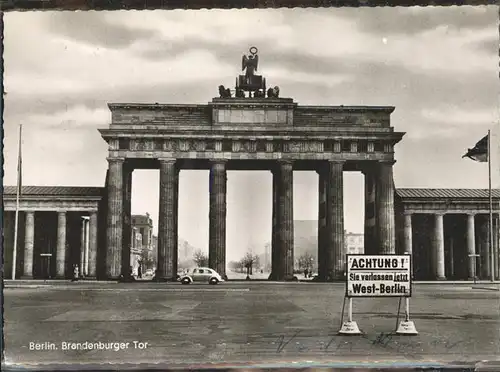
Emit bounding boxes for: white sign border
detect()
[345,253,413,298]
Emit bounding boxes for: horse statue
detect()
[218,85,232,98]
[267,86,280,98]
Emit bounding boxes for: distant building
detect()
[131,213,154,272]
[132,213,153,250]
[130,226,143,273]
[345,231,364,254]
[178,239,196,268]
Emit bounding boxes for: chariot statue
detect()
[235,47,266,97]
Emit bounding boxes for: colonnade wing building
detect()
[3,97,500,281]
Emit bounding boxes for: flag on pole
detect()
[462,134,488,162]
[17,124,22,196]
[462,131,495,281]
[12,124,22,280]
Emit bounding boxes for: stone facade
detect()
[3,186,103,279]
[4,185,499,281]
[5,98,499,282]
[98,97,403,281]
[394,188,500,280]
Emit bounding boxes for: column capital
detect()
[209,159,228,165]
[277,159,294,166]
[403,211,413,216]
[158,158,177,164]
[466,212,476,217]
[107,157,125,164]
[328,159,346,165]
[435,212,446,217]
[328,160,344,173]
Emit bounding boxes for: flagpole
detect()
[488,129,494,282]
[12,124,22,280]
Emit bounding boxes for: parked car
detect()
[179,267,224,285]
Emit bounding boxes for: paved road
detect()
[3,282,499,367]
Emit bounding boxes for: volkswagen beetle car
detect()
[179,267,224,285]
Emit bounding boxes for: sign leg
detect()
[396,297,418,335]
[338,297,361,335]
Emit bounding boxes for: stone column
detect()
[494,214,499,280]
[376,161,396,254]
[363,169,377,255]
[277,160,294,279]
[23,211,35,278]
[122,165,133,277]
[106,157,124,279]
[80,217,86,277]
[88,212,98,278]
[449,231,455,279]
[270,166,281,280]
[209,160,227,277]
[325,160,345,280]
[466,213,476,280]
[404,212,413,279]
[317,166,327,281]
[56,211,67,278]
[434,213,446,280]
[173,167,180,279]
[84,217,90,276]
[158,159,177,281]
[477,215,490,280]
[403,213,413,255]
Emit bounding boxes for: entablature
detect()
[108,149,395,162]
[3,199,100,212]
[100,133,404,156]
[402,201,500,215]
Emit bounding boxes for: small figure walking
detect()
[72,265,79,282]
[138,264,142,279]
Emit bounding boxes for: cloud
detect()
[338,6,497,36]
[470,36,499,54]
[421,107,497,126]
[21,105,111,130]
[42,11,159,49]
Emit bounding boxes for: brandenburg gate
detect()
[98,48,405,281]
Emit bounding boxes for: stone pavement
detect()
[3,282,499,368]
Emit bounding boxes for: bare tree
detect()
[240,252,260,275]
[297,252,315,271]
[193,250,208,267]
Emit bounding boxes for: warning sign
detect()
[346,254,412,298]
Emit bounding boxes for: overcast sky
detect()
[4,7,498,260]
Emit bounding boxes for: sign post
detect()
[339,254,417,335]
[338,296,361,335]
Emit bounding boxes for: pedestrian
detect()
[138,264,142,279]
[72,265,79,282]
[129,266,135,281]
